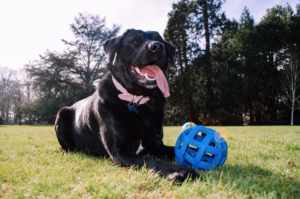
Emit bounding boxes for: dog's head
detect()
[103,29,175,97]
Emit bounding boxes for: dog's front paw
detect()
[166,167,202,183]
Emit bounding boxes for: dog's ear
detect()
[103,29,131,64]
[103,37,120,63]
[164,41,175,65]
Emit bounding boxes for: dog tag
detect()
[128,104,139,114]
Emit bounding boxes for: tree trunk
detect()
[5,107,9,123]
[202,1,214,123]
[291,90,295,125]
[291,108,294,126]
[203,2,211,62]
[249,103,254,125]
[183,32,198,124]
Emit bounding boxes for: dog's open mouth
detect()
[130,64,170,98]
[131,66,157,81]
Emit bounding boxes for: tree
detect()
[0,67,26,124]
[12,81,24,125]
[62,12,120,89]
[232,7,268,125]
[189,0,227,123]
[280,3,300,125]
[26,51,92,123]
[211,19,245,125]
[0,67,16,123]
[164,1,300,125]
[26,13,120,124]
[256,5,292,124]
[0,116,4,125]
[164,0,203,124]
[282,50,300,125]
[164,0,228,125]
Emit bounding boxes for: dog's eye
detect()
[131,39,138,44]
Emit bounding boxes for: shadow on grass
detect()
[58,149,300,197]
[205,163,300,197]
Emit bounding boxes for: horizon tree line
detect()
[1,1,300,125]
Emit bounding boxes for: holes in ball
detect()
[196,132,206,137]
[194,132,206,142]
[187,144,198,157]
[188,144,198,149]
[194,132,205,142]
[209,142,217,148]
[202,152,216,164]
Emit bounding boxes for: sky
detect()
[0,0,299,70]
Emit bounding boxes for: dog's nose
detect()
[149,42,164,53]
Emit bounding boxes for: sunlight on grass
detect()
[0,125,300,198]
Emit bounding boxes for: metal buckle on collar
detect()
[128,96,148,114]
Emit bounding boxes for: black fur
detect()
[55,29,201,182]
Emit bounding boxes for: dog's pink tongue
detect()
[140,65,170,98]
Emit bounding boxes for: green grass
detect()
[0,125,300,198]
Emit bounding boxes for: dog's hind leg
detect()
[55,107,76,154]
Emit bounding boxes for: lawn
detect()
[0,125,299,198]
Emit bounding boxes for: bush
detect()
[25,120,34,125]
[0,116,5,125]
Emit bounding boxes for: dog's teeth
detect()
[135,66,141,74]
[133,66,155,81]
[145,73,149,80]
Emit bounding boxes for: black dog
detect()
[55,29,200,182]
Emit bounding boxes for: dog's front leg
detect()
[100,133,200,182]
[114,151,200,182]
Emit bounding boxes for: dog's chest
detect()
[128,107,163,154]
[131,130,160,155]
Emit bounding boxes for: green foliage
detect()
[211,19,244,125]
[4,2,300,126]
[26,51,91,123]
[24,13,120,124]
[164,0,200,125]
[0,67,27,124]
[62,12,120,87]
[0,116,4,125]
[164,0,228,125]
[165,1,300,125]
[0,125,300,198]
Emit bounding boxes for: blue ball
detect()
[174,125,228,170]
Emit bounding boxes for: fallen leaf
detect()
[288,161,296,167]
[148,169,154,174]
